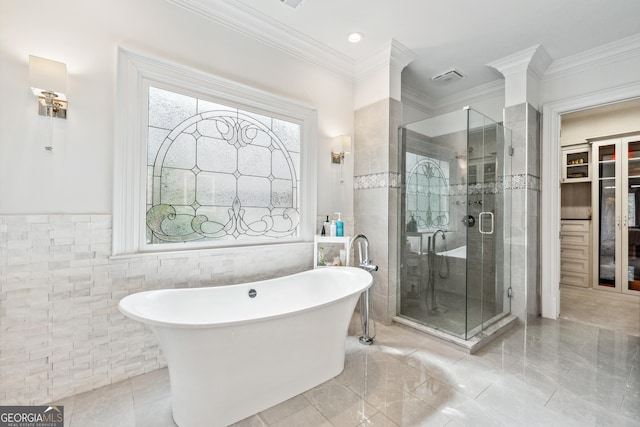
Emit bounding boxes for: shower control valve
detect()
[462,215,475,227]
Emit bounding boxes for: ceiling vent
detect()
[280,0,304,8]
[431,68,466,83]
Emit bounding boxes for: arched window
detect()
[146,87,300,244]
[406,155,450,230]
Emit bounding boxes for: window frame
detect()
[113,46,317,256]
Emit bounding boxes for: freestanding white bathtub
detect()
[118,267,372,427]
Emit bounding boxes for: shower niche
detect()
[398,108,513,340]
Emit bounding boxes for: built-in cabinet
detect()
[560,144,592,290]
[592,135,640,295]
[560,220,591,288]
[562,144,590,183]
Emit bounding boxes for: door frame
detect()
[540,83,640,319]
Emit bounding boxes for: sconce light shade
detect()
[29,55,67,119]
[331,135,352,164]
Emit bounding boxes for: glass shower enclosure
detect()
[398,108,512,340]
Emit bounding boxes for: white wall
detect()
[561,98,640,146]
[0,0,357,405]
[538,43,640,319]
[0,0,355,217]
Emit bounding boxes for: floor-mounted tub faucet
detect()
[426,229,449,311]
[350,234,378,345]
[432,229,446,246]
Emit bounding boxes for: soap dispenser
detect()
[335,212,344,237]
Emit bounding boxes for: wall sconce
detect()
[29,55,67,120]
[331,135,351,183]
[331,135,351,164]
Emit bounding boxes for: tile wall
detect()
[0,214,312,405]
[353,98,402,325]
[504,103,541,322]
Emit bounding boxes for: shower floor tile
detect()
[400,290,501,337]
[50,290,639,427]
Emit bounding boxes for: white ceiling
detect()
[172,0,640,104]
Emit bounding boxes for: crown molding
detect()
[434,79,505,112]
[355,39,417,80]
[401,85,437,114]
[355,43,393,80]
[544,33,640,80]
[486,44,551,80]
[167,0,357,80]
[390,40,419,74]
[402,78,504,117]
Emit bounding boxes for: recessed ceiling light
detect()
[347,32,364,43]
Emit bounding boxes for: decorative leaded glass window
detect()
[145,87,301,245]
[113,47,317,256]
[405,154,450,230]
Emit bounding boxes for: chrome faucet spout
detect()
[431,229,446,253]
[349,234,369,265]
[349,234,378,272]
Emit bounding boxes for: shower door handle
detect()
[479,211,494,235]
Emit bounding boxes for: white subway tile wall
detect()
[0,215,312,405]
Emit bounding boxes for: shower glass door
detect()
[464,110,512,339]
[398,108,512,340]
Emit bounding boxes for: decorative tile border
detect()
[354,173,402,190]
[355,173,539,193]
[507,174,540,191]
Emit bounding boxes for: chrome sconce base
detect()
[38,95,67,119]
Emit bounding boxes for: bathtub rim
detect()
[436,245,467,260]
[118,266,372,329]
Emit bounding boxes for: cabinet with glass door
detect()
[562,144,590,183]
[592,134,640,295]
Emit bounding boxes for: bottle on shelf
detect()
[322,215,330,236]
[330,219,337,237]
[335,212,344,237]
[407,214,417,232]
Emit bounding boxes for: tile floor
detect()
[52,288,639,426]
